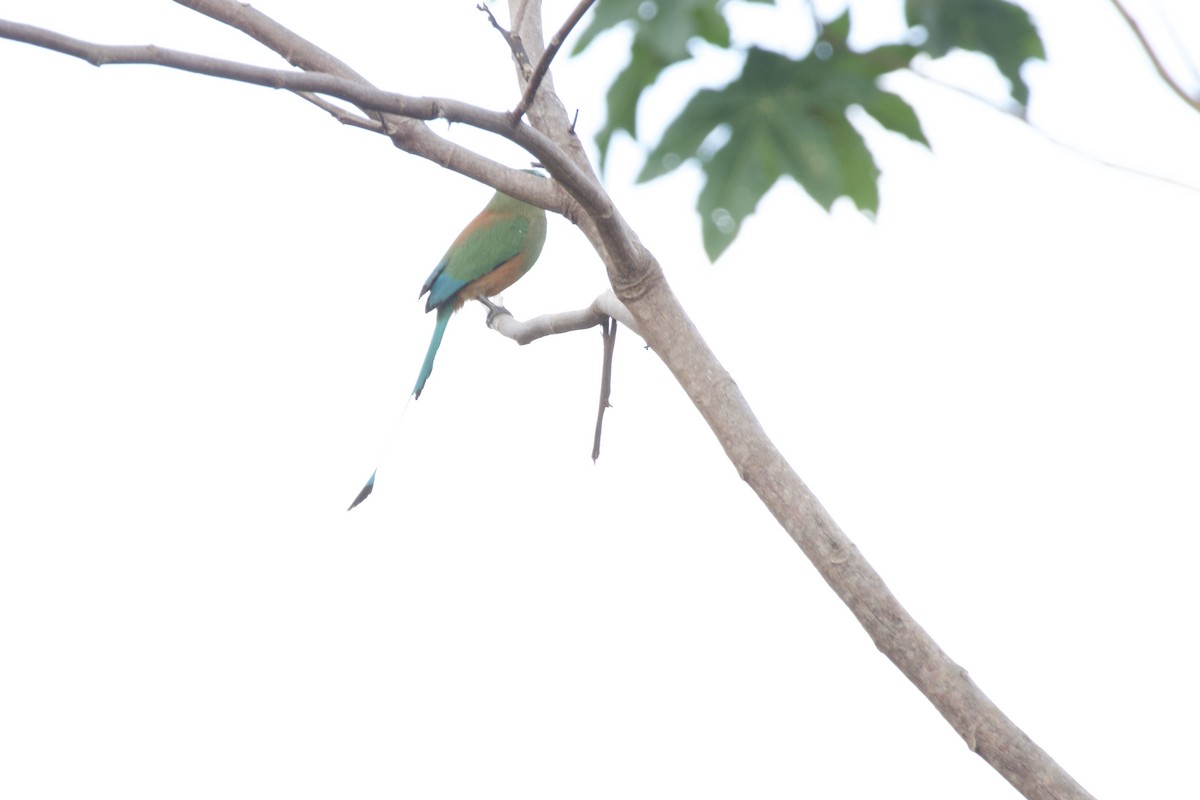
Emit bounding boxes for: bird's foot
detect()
[479,296,512,328]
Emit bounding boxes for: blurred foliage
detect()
[571,0,1044,259]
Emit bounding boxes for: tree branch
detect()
[294,91,383,132]
[1,5,642,294]
[591,317,617,462]
[511,0,597,122]
[1108,0,1200,112]
[476,2,520,51]
[480,290,638,344]
[0,20,428,117]
[173,0,604,224]
[173,0,369,81]
[477,291,627,462]
[0,17,601,219]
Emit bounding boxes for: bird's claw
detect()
[479,296,511,327]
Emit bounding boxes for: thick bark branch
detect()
[0,4,1096,799]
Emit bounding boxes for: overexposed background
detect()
[2,1,1198,797]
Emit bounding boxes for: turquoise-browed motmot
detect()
[348,172,548,510]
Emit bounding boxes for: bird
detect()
[348,171,549,510]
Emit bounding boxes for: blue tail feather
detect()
[413,305,453,399]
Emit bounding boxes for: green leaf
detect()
[640,24,923,259]
[697,128,772,259]
[905,0,1045,106]
[638,88,737,183]
[822,7,851,44]
[829,123,880,213]
[571,0,641,55]
[570,0,1043,261]
[860,89,928,146]
[594,40,664,167]
[572,0,732,166]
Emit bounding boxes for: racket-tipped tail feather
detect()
[347,469,377,511]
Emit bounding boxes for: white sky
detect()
[2,1,1198,798]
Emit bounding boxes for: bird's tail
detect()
[347,391,414,511]
[347,468,376,511]
[413,304,453,399]
[347,305,452,510]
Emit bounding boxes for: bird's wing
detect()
[421,210,528,310]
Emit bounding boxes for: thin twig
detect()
[912,66,1200,195]
[1108,0,1200,112]
[511,0,597,122]
[1164,22,1200,89]
[294,91,383,132]
[476,3,514,45]
[591,317,617,462]
[0,20,397,108]
[478,1,533,79]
